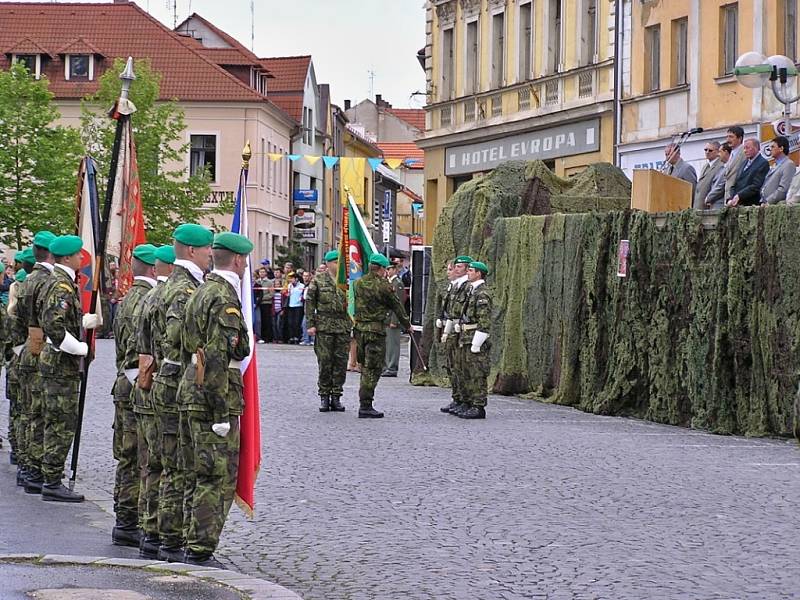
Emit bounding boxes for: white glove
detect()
[124,368,138,385]
[82,313,100,330]
[471,331,489,353]
[443,320,454,334]
[12,344,24,357]
[454,322,462,333]
[212,422,231,437]
[59,331,89,356]
[440,333,449,343]
[435,318,443,329]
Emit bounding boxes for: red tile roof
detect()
[0,2,268,103]
[6,37,54,57]
[56,37,104,57]
[269,95,304,122]
[387,108,425,132]
[376,142,424,169]
[260,56,311,92]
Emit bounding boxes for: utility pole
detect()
[368,68,376,100]
[251,0,255,51]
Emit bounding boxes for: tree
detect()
[81,58,217,244]
[275,231,310,271]
[0,62,84,248]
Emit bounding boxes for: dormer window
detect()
[12,53,40,78]
[66,54,91,80]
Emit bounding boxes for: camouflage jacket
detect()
[113,278,155,399]
[40,265,82,376]
[446,277,471,327]
[179,272,250,419]
[305,271,350,334]
[155,265,201,383]
[14,264,53,369]
[459,282,493,345]
[136,279,167,364]
[0,301,8,366]
[353,271,410,334]
[386,276,405,327]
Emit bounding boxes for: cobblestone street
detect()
[3,339,799,600]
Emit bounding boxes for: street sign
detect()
[382,221,391,243]
[293,189,318,202]
[383,190,392,219]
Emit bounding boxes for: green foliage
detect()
[81,58,212,244]
[0,62,83,247]
[275,233,308,271]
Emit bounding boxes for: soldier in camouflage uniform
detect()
[353,254,411,418]
[5,248,31,474]
[381,259,405,378]
[305,249,351,412]
[111,244,158,546]
[179,232,252,568]
[134,244,175,559]
[457,261,493,419]
[150,223,213,562]
[39,235,100,501]
[438,256,473,416]
[13,236,55,492]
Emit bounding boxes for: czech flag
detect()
[231,158,261,516]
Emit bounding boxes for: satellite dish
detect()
[734,52,770,88]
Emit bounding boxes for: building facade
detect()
[420,0,617,241]
[618,0,800,175]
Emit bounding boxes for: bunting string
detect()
[260,152,420,171]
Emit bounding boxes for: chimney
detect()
[113,0,130,3]
[376,94,382,106]
[344,99,351,110]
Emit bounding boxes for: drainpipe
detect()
[613,0,623,167]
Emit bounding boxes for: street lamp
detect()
[734,52,800,136]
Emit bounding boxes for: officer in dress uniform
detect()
[439,256,473,416]
[382,258,405,378]
[457,261,493,419]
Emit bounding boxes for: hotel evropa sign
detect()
[445,118,601,176]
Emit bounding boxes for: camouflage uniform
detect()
[11,265,51,477]
[39,265,82,485]
[305,270,351,401]
[353,271,410,408]
[458,282,493,407]
[178,272,249,558]
[1,302,16,458]
[151,264,201,550]
[446,277,471,405]
[134,277,168,543]
[112,278,155,529]
[383,275,405,375]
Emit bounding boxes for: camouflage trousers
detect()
[113,391,140,528]
[6,355,20,457]
[152,374,183,548]
[134,388,161,539]
[458,342,491,408]
[442,336,463,403]
[314,331,349,397]
[24,367,46,477]
[355,330,386,406]
[179,408,195,544]
[185,412,240,557]
[41,374,80,484]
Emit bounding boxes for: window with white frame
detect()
[672,18,688,86]
[546,0,563,73]
[260,138,266,189]
[784,0,797,62]
[518,2,533,81]
[645,24,661,91]
[13,54,40,78]
[65,54,91,80]
[721,3,738,76]
[441,27,455,101]
[491,11,505,88]
[465,18,479,94]
[190,134,217,182]
[580,0,597,66]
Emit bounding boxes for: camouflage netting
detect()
[414,160,800,438]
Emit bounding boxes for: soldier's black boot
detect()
[139,535,161,559]
[157,545,186,563]
[16,467,28,487]
[9,451,17,465]
[440,401,458,413]
[450,402,469,416]
[41,481,84,503]
[24,471,43,494]
[112,524,141,547]
[458,406,486,419]
[184,550,226,569]
[319,395,331,412]
[329,396,345,412]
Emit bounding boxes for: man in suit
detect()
[704,143,731,209]
[723,126,746,201]
[727,138,770,207]
[662,144,697,190]
[694,141,723,209]
[760,136,797,205]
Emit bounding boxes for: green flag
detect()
[337,192,378,317]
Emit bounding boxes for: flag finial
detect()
[242,141,252,169]
[119,57,135,101]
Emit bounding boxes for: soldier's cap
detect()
[132,243,158,266]
[154,245,176,265]
[14,249,25,262]
[212,231,254,255]
[454,255,474,265]
[369,254,391,268]
[49,235,83,257]
[469,260,489,275]
[19,248,34,263]
[15,268,27,282]
[324,250,340,263]
[173,223,213,247]
[33,230,57,250]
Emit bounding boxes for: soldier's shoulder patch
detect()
[59,299,69,310]
[225,307,241,317]
[57,283,73,292]
[186,287,195,295]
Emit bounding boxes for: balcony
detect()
[578,70,594,98]
[518,87,531,111]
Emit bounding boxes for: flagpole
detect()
[70,57,136,490]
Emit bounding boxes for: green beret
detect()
[469,260,489,275]
[212,232,254,255]
[14,249,25,262]
[49,235,83,257]
[154,245,175,264]
[19,248,35,264]
[324,250,340,263]
[173,223,213,247]
[454,255,474,265]
[132,243,157,266]
[369,254,391,268]
[33,230,57,250]
[15,268,27,283]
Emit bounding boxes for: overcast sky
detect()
[45,0,428,109]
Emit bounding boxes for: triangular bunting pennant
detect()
[304,155,322,166]
[322,156,340,169]
[385,158,404,170]
[268,153,283,162]
[287,154,301,162]
[367,157,383,172]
